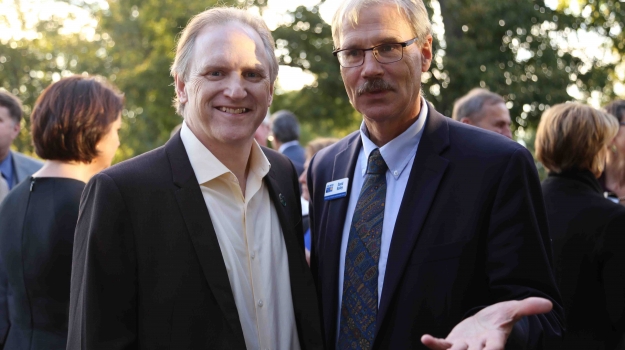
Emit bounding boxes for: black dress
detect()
[542,169,625,349]
[0,177,85,349]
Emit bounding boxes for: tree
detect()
[269,5,362,143]
[269,0,621,146]
[1,0,241,161]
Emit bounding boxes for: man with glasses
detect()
[306,0,564,348]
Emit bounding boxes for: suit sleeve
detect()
[67,173,137,350]
[482,147,565,349]
[0,250,8,348]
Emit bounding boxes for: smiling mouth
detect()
[217,107,250,114]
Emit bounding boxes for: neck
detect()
[364,98,422,147]
[32,160,103,184]
[204,139,253,195]
[0,147,9,162]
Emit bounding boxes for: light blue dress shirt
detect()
[0,152,14,189]
[336,98,428,339]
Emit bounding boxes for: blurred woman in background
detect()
[299,137,338,265]
[537,102,625,349]
[0,75,123,349]
[602,99,625,204]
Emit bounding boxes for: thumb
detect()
[511,297,552,321]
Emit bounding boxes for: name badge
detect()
[324,178,349,201]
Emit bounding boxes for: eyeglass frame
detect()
[332,37,419,68]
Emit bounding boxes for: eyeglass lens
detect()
[338,43,404,67]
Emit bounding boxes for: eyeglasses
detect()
[332,38,418,68]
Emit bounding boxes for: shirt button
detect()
[258,300,263,308]
[393,170,399,176]
[251,252,255,259]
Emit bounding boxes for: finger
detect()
[421,334,453,350]
[511,297,552,321]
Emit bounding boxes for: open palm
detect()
[421,297,553,350]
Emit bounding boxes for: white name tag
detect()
[324,178,349,200]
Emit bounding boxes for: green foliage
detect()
[2,0,624,162]
[270,5,361,143]
[270,0,622,146]
[0,13,109,157]
[1,0,240,162]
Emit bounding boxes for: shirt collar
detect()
[278,140,300,153]
[0,151,13,180]
[180,121,270,185]
[359,96,428,179]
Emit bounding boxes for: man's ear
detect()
[268,83,274,106]
[9,119,20,140]
[420,35,433,72]
[174,74,188,104]
[460,117,474,125]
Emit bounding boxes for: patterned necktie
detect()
[338,148,387,350]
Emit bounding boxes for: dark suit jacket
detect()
[307,104,564,349]
[282,143,306,177]
[542,169,625,349]
[11,151,43,186]
[67,133,323,349]
[0,177,84,350]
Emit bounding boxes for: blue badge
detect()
[324,178,349,200]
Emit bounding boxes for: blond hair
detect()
[306,137,339,160]
[536,102,619,177]
[170,7,279,116]
[331,0,432,49]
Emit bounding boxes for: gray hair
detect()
[331,0,432,49]
[170,7,279,116]
[271,110,300,143]
[452,88,506,122]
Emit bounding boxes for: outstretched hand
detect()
[421,297,552,350]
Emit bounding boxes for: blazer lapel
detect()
[321,134,362,345]
[376,106,450,335]
[165,134,244,341]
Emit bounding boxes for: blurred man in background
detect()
[271,110,305,176]
[452,88,513,139]
[0,90,42,202]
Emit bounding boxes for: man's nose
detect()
[361,51,384,78]
[224,76,247,99]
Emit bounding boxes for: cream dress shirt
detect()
[180,122,300,350]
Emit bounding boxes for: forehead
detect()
[0,105,11,121]
[483,103,510,120]
[339,3,413,47]
[191,22,268,71]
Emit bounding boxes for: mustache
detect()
[357,79,394,96]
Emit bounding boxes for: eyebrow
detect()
[341,36,404,49]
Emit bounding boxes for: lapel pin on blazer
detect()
[279,193,287,207]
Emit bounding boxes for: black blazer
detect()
[307,104,564,349]
[542,169,625,349]
[67,133,323,349]
[0,177,85,350]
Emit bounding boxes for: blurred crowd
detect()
[0,0,625,349]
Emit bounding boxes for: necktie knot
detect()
[366,149,388,175]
